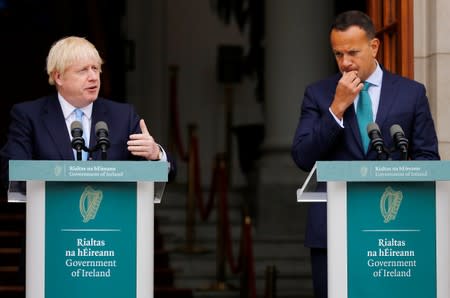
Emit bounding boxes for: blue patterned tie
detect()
[74,109,88,160]
[356,82,373,153]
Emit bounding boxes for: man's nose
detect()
[341,54,353,68]
[87,68,99,79]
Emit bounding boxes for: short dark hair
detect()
[331,10,376,39]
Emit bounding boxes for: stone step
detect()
[163,236,308,258]
[156,208,243,224]
[0,247,21,268]
[167,247,311,275]
[159,224,245,242]
[0,215,25,231]
[179,277,313,297]
[0,232,24,248]
[158,185,244,209]
[0,286,24,298]
[192,289,313,298]
[169,256,311,280]
[0,266,22,285]
[157,184,313,298]
[155,287,193,298]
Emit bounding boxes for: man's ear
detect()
[370,38,380,58]
[53,71,63,86]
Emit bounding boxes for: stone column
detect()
[414,0,450,159]
[125,0,169,145]
[256,0,335,234]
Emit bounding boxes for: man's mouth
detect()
[86,86,98,91]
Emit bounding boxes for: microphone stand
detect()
[370,140,389,160]
[72,143,89,161]
[376,147,389,161]
[95,139,110,160]
[100,148,107,161]
[86,144,108,161]
[399,146,408,161]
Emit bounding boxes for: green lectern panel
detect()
[347,182,436,298]
[45,181,137,298]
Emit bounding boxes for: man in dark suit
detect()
[1,36,175,185]
[0,36,175,286]
[291,11,439,298]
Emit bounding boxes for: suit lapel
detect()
[375,71,397,128]
[41,96,75,160]
[90,99,108,160]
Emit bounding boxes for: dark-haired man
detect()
[291,10,439,298]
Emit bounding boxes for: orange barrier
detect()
[191,133,217,221]
[245,218,257,298]
[217,156,256,297]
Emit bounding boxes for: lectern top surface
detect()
[316,160,447,182]
[9,160,169,182]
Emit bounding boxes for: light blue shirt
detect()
[58,94,92,148]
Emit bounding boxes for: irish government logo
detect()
[380,186,403,223]
[360,166,369,177]
[54,165,63,176]
[79,185,103,223]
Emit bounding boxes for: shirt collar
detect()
[58,93,93,120]
[365,62,383,88]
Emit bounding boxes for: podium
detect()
[8,160,168,298]
[298,160,450,298]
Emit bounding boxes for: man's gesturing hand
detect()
[127,119,161,160]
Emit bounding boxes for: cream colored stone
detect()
[435,0,450,52]
[438,142,450,160]
[414,0,430,57]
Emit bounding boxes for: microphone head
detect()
[367,122,380,134]
[94,121,110,157]
[390,124,404,138]
[70,121,84,153]
[95,121,109,136]
[366,122,384,151]
[390,124,408,151]
[70,121,83,136]
[366,122,390,160]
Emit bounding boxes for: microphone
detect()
[95,121,110,160]
[367,122,388,160]
[390,124,408,160]
[71,121,85,161]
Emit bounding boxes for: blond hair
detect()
[46,36,103,85]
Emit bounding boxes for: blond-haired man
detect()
[1,36,175,174]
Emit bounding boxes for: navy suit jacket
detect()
[1,94,176,187]
[291,70,440,248]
